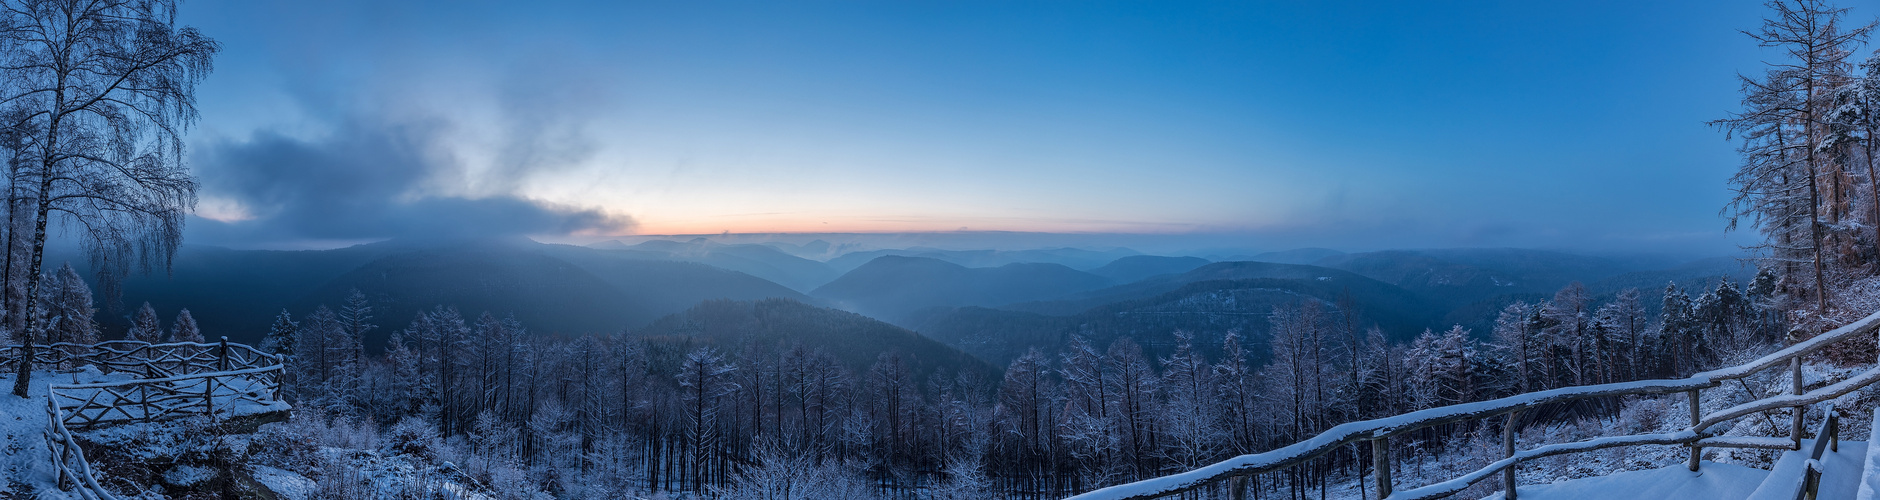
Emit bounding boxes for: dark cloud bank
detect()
[189,117,633,248]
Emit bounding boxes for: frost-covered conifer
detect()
[1660,282,1709,375]
[41,263,96,345]
[126,301,161,342]
[260,309,298,355]
[170,308,203,343]
[1593,289,1647,380]
[338,289,374,373]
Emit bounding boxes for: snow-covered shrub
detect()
[1618,397,1670,434]
[311,451,371,500]
[713,445,877,500]
[489,461,552,500]
[928,458,991,500]
[320,415,378,451]
[384,417,440,460]
[162,464,216,488]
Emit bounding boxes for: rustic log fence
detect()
[1068,309,1880,500]
[3,338,286,500]
[1,338,280,379]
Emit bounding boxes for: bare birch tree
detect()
[3,0,216,396]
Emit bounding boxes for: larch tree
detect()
[997,348,1052,481]
[1491,301,1538,393]
[1058,334,1111,479]
[1103,340,1155,480]
[678,346,736,492]
[1158,330,1220,469]
[338,288,374,382]
[1214,330,1259,454]
[1543,283,1590,386]
[1717,0,1873,317]
[3,0,218,397]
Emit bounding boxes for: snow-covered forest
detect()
[13,0,1880,499]
[175,276,1771,499]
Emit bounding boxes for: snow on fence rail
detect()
[49,364,285,428]
[0,338,286,500]
[2,338,287,429]
[0,338,279,379]
[1067,308,1880,500]
[45,395,119,500]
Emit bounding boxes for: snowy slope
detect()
[0,369,126,499]
[1477,462,1769,500]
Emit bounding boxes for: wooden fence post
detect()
[1792,357,1804,450]
[1373,436,1391,499]
[1688,389,1702,471]
[1504,409,1520,499]
[218,337,230,372]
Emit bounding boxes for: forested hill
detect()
[911,270,1441,366]
[87,236,1749,372]
[811,255,1115,324]
[630,298,1001,386]
[587,237,840,292]
[101,237,807,350]
[1309,248,1674,307]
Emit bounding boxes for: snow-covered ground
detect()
[0,365,294,499]
[252,465,314,500]
[1477,462,1771,500]
[0,369,126,499]
[51,365,288,427]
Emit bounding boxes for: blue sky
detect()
[174,1,1804,255]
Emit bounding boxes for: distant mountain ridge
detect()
[811,255,1113,325]
[631,298,1000,384]
[1309,248,1648,307]
[82,236,1750,378]
[1251,247,1345,265]
[1087,255,1211,283]
[911,273,1441,366]
[823,247,1138,274]
[108,237,808,350]
[586,238,840,291]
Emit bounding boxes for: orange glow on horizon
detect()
[620,214,1220,237]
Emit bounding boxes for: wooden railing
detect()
[1794,404,1840,500]
[45,395,118,500]
[1068,309,1880,500]
[2,338,286,500]
[48,364,284,428]
[0,338,280,379]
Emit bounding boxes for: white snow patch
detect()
[0,369,138,499]
[252,465,314,500]
[163,464,215,487]
[1857,407,1880,500]
[1478,462,1769,500]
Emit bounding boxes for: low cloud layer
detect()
[189,116,633,247]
